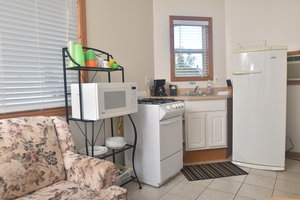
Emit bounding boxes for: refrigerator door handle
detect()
[232,70,262,75]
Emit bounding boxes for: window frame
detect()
[0,0,87,119]
[169,16,213,82]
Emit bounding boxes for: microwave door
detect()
[99,89,127,119]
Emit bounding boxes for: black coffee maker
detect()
[153,79,167,96]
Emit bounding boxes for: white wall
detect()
[225,0,300,153]
[287,86,300,152]
[225,0,300,78]
[153,0,227,89]
[85,0,154,90]
[69,0,154,157]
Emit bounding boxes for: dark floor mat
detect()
[181,161,248,181]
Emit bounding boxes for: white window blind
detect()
[173,20,209,78]
[0,0,78,114]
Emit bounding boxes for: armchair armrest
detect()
[63,150,120,191]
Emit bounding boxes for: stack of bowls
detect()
[79,146,108,156]
[106,137,126,149]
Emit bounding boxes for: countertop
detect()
[169,94,232,101]
[151,87,232,101]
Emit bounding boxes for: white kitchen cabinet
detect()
[207,111,227,147]
[185,100,227,151]
[185,112,206,149]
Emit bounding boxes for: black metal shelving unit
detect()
[62,47,142,189]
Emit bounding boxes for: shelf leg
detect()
[110,118,116,163]
[85,123,89,156]
[92,121,94,157]
[128,115,142,189]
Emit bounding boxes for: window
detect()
[0,0,81,116]
[169,16,213,81]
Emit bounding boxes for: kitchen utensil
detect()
[73,43,85,66]
[106,137,126,149]
[111,63,120,69]
[79,145,108,156]
[102,60,109,68]
[67,41,75,68]
[85,50,97,67]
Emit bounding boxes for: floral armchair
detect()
[0,116,127,200]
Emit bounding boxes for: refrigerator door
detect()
[232,49,286,170]
[232,51,264,75]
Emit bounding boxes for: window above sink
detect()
[169,16,213,82]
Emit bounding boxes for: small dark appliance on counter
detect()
[152,79,167,96]
[226,79,232,94]
[169,84,177,96]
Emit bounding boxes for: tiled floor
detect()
[123,158,300,200]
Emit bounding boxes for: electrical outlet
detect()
[214,76,218,82]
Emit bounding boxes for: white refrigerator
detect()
[232,46,287,171]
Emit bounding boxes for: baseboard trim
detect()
[286,151,300,159]
[183,148,228,164]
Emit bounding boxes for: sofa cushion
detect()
[0,117,66,200]
[17,180,127,200]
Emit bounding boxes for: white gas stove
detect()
[124,98,184,187]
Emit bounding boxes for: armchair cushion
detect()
[17,180,127,200]
[51,116,76,154]
[63,151,120,191]
[0,117,66,200]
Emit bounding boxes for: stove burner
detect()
[138,98,177,105]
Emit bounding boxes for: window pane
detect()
[174,25,202,49]
[170,16,212,81]
[0,0,78,114]
[175,53,206,77]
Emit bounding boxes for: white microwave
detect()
[71,82,138,120]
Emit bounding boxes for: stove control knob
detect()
[172,104,176,109]
[176,103,180,108]
[166,105,171,110]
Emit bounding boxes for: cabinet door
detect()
[207,111,227,148]
[185,112,206,150]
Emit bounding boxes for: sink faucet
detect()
[193,86,200,93]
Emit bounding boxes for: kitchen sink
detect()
[185,92,206,96]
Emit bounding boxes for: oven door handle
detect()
[160,116,182,125]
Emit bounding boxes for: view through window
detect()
[170,16,213,81]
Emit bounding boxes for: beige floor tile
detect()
[196,188,235,200]
[248,168,278,178]
[239,166,251,173]
[159,193,189,200]
[158,173,185,192]
[181,178,213,188]
[277,170,300,183]
[128,184,166,200]
[122,181,143,195]
[285,159,300,173]
[169,181,205,200]
[237,183,273,200]
[275,179,300,195]
[233,195,256,200]
[272,190,300,199]
[244,174,276,189]
[207,178,242,194]
[219,175,247,183]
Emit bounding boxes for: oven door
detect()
[160,115,183,161]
